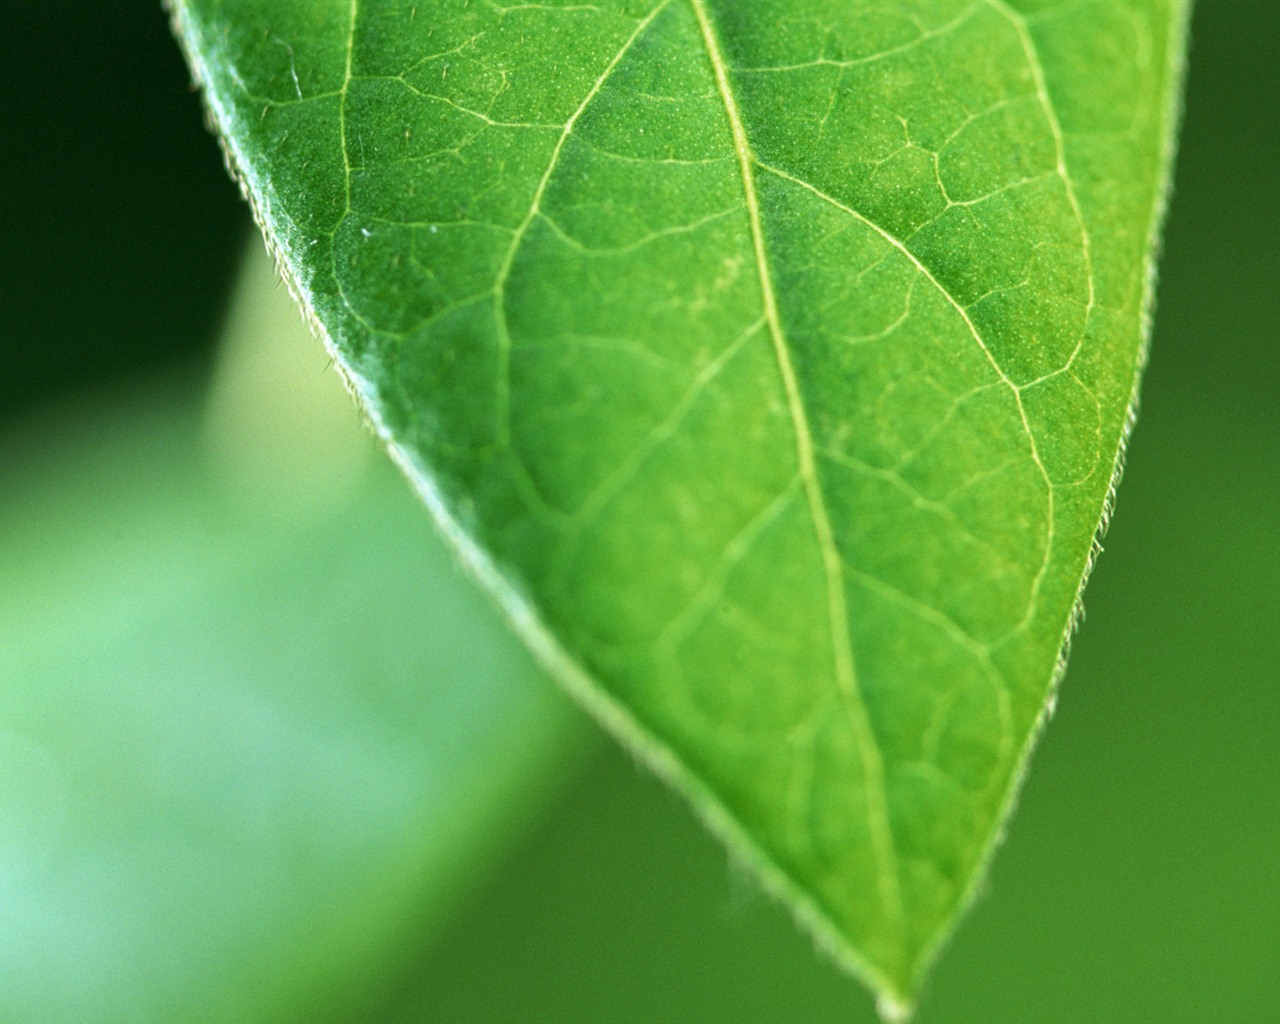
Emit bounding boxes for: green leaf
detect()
[171,1,1189,1009]
[0,243,583,1023]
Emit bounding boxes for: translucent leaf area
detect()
[172,0,1189,1005]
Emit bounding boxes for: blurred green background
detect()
[1,3,1275,1022]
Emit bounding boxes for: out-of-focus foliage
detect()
[0,243,584,1023]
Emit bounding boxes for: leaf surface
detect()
[172,0,1189,1007]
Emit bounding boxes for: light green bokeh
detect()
[0,242,584,1024]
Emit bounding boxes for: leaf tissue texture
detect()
[173,0,1188,1010]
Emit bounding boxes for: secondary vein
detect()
[337,0,356,216]
[755,160,1056,637]
[492,0,670,446]
[690,0,906,947]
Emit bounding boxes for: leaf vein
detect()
[754,159,1057,637]
[692,0,906,949]
[491,1,671,447]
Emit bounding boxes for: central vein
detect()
[690,0,905,947]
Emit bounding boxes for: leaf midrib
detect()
[691,0,907,953]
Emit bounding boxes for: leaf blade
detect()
[172,0,1190,1006]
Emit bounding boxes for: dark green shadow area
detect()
[0,1,245,423]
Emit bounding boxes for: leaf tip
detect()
[876,991,915,1024]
